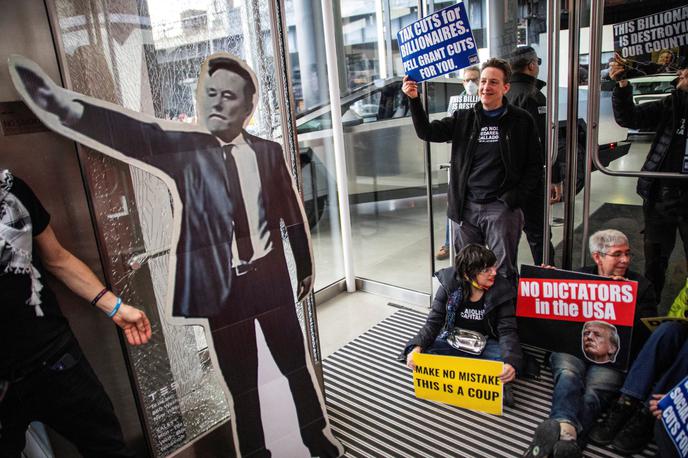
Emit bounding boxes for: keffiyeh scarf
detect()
[438,287,463,340]
[0,170,44,316]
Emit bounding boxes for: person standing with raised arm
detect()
[403,58,543,285]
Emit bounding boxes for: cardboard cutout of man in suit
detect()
[9,53,343,458]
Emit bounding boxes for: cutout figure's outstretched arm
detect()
[9,55,201,166]
[13,62,85,125]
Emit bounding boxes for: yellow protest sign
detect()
[642,316,688,332]
[412,353,504,415]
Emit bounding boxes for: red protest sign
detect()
[517,278,637,326]
[516,266,639,370]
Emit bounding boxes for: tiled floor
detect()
[315,291,420,358]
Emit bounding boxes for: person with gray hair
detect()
[588,229,628,259]
[523,229,657,458]
[582,229,656,358]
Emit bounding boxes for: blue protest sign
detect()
[397,3,479,82]
[659,375,688,457]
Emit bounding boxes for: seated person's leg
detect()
[549,352,587,433]
[650,323,688,394]
[578,365,624,440]
[622,322,688,401]
[590,321,688,450]
[611,325,688,454]
[524,353,587,458]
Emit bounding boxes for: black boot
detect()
[611,406,655,455]
[588,394,640,446]
[523,419,560,458]
[552,440,582,458]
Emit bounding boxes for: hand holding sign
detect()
[397,3,479,82]
[402,76,419,99]
[406,345,421,369]
[650,393,665,420]
[500,363,516,383]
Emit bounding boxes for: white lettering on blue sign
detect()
[660,375,688,457]
[397,3,479,82]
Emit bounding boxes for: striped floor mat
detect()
[322,307,657,458]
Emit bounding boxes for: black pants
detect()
[208,249,333,457]
[643,192,688,299]
[0,339,132,458]
[522,191,555,266]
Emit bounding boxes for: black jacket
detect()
[409,96,543,222]
[611,83,688,199]
[577,265,657,361]
[405,267,524,371]
[506,73,564,185]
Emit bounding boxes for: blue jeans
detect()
[549,352,624,436]
[621,321,688,401]
[426,336,503,362]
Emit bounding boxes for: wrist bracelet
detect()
[91,288,108,307]
[108,297,122,318]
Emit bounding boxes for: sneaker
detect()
[523,419,560,458]
[504,383,516,408]
[611,406,655,455]
[435,245,449,260]
[552,440,582,458]
[588,395,640,446]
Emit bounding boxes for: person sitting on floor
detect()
[401,244,523,407]
[523,229,658,458]
[586,320,688,455]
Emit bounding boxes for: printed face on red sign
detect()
[592,243,631,278]
[582,321,619,364]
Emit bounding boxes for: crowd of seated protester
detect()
[401,230,687,458]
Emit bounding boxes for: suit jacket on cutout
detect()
[72,102,312,319]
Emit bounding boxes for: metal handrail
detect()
[562,0,583,270]
[587,0,687,180]
[584,0,687,263]
[543,0,561,265]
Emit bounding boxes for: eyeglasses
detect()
[600,251,633,259]
[533,58,542,65]
[464,78,479,83]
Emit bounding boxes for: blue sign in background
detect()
[397,3,479,82]
[659,375,688,457]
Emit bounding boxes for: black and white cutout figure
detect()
[9,53,343,458]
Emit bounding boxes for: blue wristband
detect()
[108,297,122,318]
